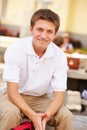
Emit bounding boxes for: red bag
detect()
[11,121,34,130]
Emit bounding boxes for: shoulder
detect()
[51,43,68,71]
[51,42,66,59]
[4,36,32,63]
[49,42,67,68]
[8,36,32,48]
[6,36,32,54]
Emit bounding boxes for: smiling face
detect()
[30,19,57,51]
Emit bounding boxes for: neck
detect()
[32,43,46,58]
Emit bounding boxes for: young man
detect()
[0,9,73,130]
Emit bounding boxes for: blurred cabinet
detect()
[66,52,87,92]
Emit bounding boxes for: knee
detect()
[63,108,73,116]
[55,108,73,123]
[0,106,22,130]
[1,106,21,121]
[61,109,73,122]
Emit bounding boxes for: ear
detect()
[53,32,57,39]
[55,32,57,36]
[29,26,33,33]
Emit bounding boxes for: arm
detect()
[7,82,43,130]
[41,91,64,130]
[45,50,67,117]
[7,82,36,118]
[45,91,64,118]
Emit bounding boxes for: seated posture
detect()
[0,9,73,130]
[61,32,73,53]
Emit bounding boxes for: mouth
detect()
[38,38,48,44]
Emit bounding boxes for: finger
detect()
[42,120,46,130]
[42,113,47,120]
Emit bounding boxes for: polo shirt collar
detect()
[43,43,54,58]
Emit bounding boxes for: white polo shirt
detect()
[2,36,67,96]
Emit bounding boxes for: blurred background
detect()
[0,0,87,48]
[0,1,87,129]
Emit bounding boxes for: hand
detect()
[41,113,50,130]
[31,112,49,130]
[31,113,43,130]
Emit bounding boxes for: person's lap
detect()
[0,92,72,129]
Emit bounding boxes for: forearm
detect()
[7,82,36,120]
[45,91,64,118]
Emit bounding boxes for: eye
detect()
[47,30,53,34]
[37,27,43,32]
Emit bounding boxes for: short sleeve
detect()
[51,52,68,91]
[3,43,21,82]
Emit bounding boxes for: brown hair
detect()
[30,9,60,32]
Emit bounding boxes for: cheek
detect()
[31,31,38,38]
[33,30,41,36]
[49,34,56,40]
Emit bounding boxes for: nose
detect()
[40,31,47,38]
